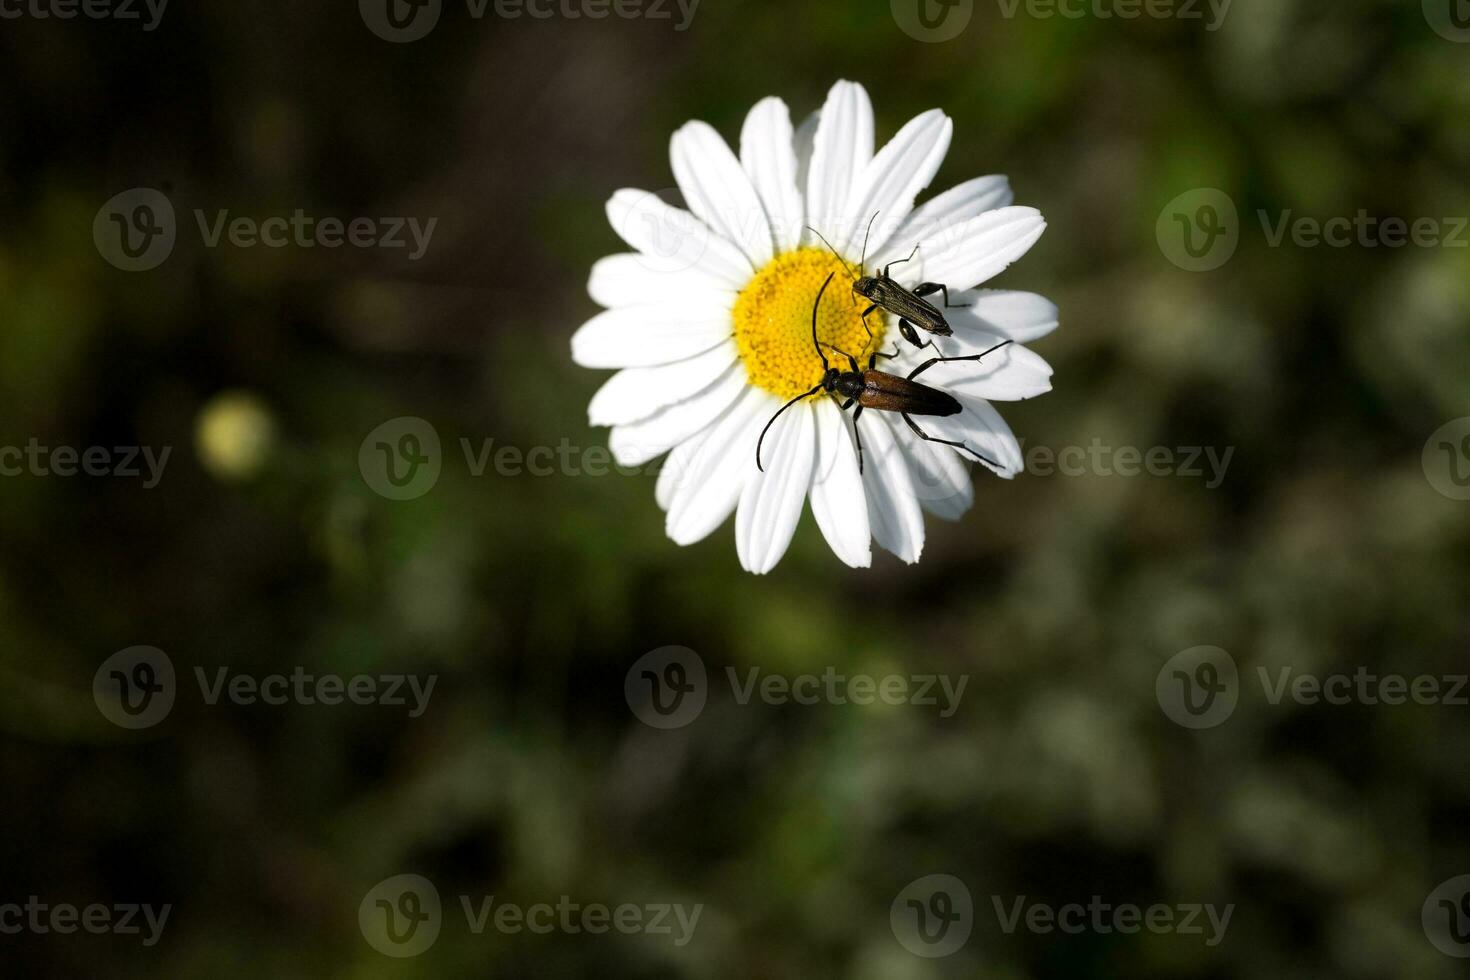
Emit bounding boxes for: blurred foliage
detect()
[2,0,1469,977]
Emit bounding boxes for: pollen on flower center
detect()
[733,248,886,400]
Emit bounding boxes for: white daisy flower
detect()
[573,80,1057,574]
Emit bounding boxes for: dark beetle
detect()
[809,213,966,350]
[755,272,1013,475]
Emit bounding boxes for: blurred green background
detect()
[3,0,1469,976]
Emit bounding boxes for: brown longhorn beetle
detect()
[809,213,966,350]
[755,272,1013,475]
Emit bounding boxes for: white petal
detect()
[607,367,748,467]
[891,417,974,521]
[605,189,752,289]
[947,289,1059,343]
[809,399,871,568]
[736,403,816,574]
[740,97,804,255]
[793,110,819,205]
[921,397,1025,478]
[666,389,775,546]
[876,175,1014,267]
[913,206,1046,293]
[837,109,952,258]
[588,341,740,426]
[941,339,1054,402]
[570,305,731,369]
[588,253,736,309]
[670,122,772,268]
[858,411,925,563]
[804,81,874,245]
[656,430,707,512]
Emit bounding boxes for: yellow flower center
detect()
[733,248,885,400]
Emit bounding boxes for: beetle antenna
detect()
[757,383,824,472]
[859,211,880,275]
[811,272,835,368]
[804,227,858,280]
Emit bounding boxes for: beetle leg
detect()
[882,244,920,278]
[858,304,879,341]
[868,345,902,369]
[839,397,855,410]
[820,341,863,376]
[907,340,1013,381]
[900,318,937,351]
[913,282,968,309]
[850,406,865,474]
[822,342,861,373]
[902,413,1001,470]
